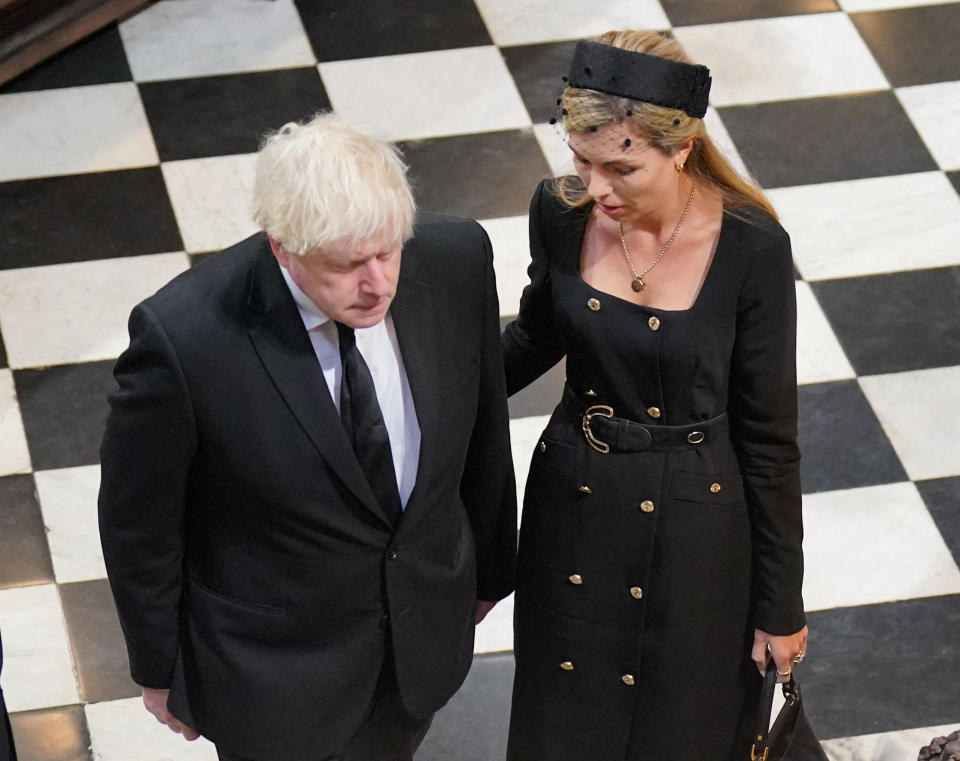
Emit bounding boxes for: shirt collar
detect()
[278,264,331,331]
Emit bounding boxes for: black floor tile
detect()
[415,653,514,761]
[802,595,960,738]
[718,92,936,188]
[797,380,907,493]
[14,361,114,471]
[0,475,54,588]
[916,478,960,570]
[662,0,838,26]
[140,68,330,162]
[296,0,491,62]
[948,170,960,198]
[0,169,182,270]
[59,579,140,704]
[501,41,584,124]
[811,267,960,375]
[852,5,960,87]
[9,704,92,761]
[400,130,551,220]
[0,24,131,94]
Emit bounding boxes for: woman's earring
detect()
[675,162,684,173]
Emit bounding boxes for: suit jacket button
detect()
[569,574,583,585]
[648,316,661,331]
[710,482,722,493]
[388,549,398,560]
[646,406,661,419]
[629,586,643,599]
[587,298,601,311]
[639,500,655,513]
[621,674,636,686]
[560,661,575,671]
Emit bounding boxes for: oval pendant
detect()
[631,277,644,292]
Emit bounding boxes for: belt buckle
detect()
[582,404,614,454]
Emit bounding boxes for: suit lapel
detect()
[245,244,394,529]
[390,265,439,511]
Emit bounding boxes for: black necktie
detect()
[336,322,402,525]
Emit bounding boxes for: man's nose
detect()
[360,259,392,293]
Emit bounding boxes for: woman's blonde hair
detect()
[556,30,777,220]
[252,112,416,256]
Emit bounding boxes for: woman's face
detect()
[567,121,683,224]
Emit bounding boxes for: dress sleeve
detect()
[729,225,806,635]
[501,181,566,396]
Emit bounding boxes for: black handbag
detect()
[750,660,829,761]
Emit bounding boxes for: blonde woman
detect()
[503,31,808,761]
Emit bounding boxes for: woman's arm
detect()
[728,222,806,639]
[501,181,566,395]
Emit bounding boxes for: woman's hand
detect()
[752,626,808,683]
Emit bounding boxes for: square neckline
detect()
[574,203,729,315]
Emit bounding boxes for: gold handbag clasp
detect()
[582,405,614,454]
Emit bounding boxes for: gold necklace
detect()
[617,182,696,293]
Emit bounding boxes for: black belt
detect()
[561,386,728,454]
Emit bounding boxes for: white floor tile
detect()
[35,466,106,584]
[859,366,960,481]
[897,82,960,171]
[0,83,157,182]
[161,154,259,254]
[509,415,551,529]
[838,0,956,10]
[320,47,531,143]
[824,723,960,761]
[532,123,575,178]
[119,0,315,82]
[770,172,960,281]
[474,0,669,46]
[0,584,79,712]
[0,253,189,369]
[0,370,31,477]
[86,697,219,761]
[474,592,515,654]
[674,14,888,106]
[795,281,856,385]
[480,216,532,317]
[802,482,960,611]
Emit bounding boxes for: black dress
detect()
[502,180,806,761]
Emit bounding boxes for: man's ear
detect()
[268,235,289,268]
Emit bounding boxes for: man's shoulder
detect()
[145,233,269,317]
[409,212,488,249]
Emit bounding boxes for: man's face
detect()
[271,232,402,329]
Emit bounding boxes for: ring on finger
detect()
[776,669,792,677]
[793,652,806,664]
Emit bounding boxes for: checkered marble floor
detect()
[0,1,958,759]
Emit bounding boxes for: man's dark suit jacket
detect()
[98,214,517,761]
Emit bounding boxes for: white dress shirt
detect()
[280,267,421,508]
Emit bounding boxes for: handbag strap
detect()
[751,660,800,761]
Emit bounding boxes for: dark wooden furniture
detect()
[0,0,153,86]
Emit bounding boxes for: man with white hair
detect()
[98,113,517,761]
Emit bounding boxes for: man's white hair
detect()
[252,113,415,256]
